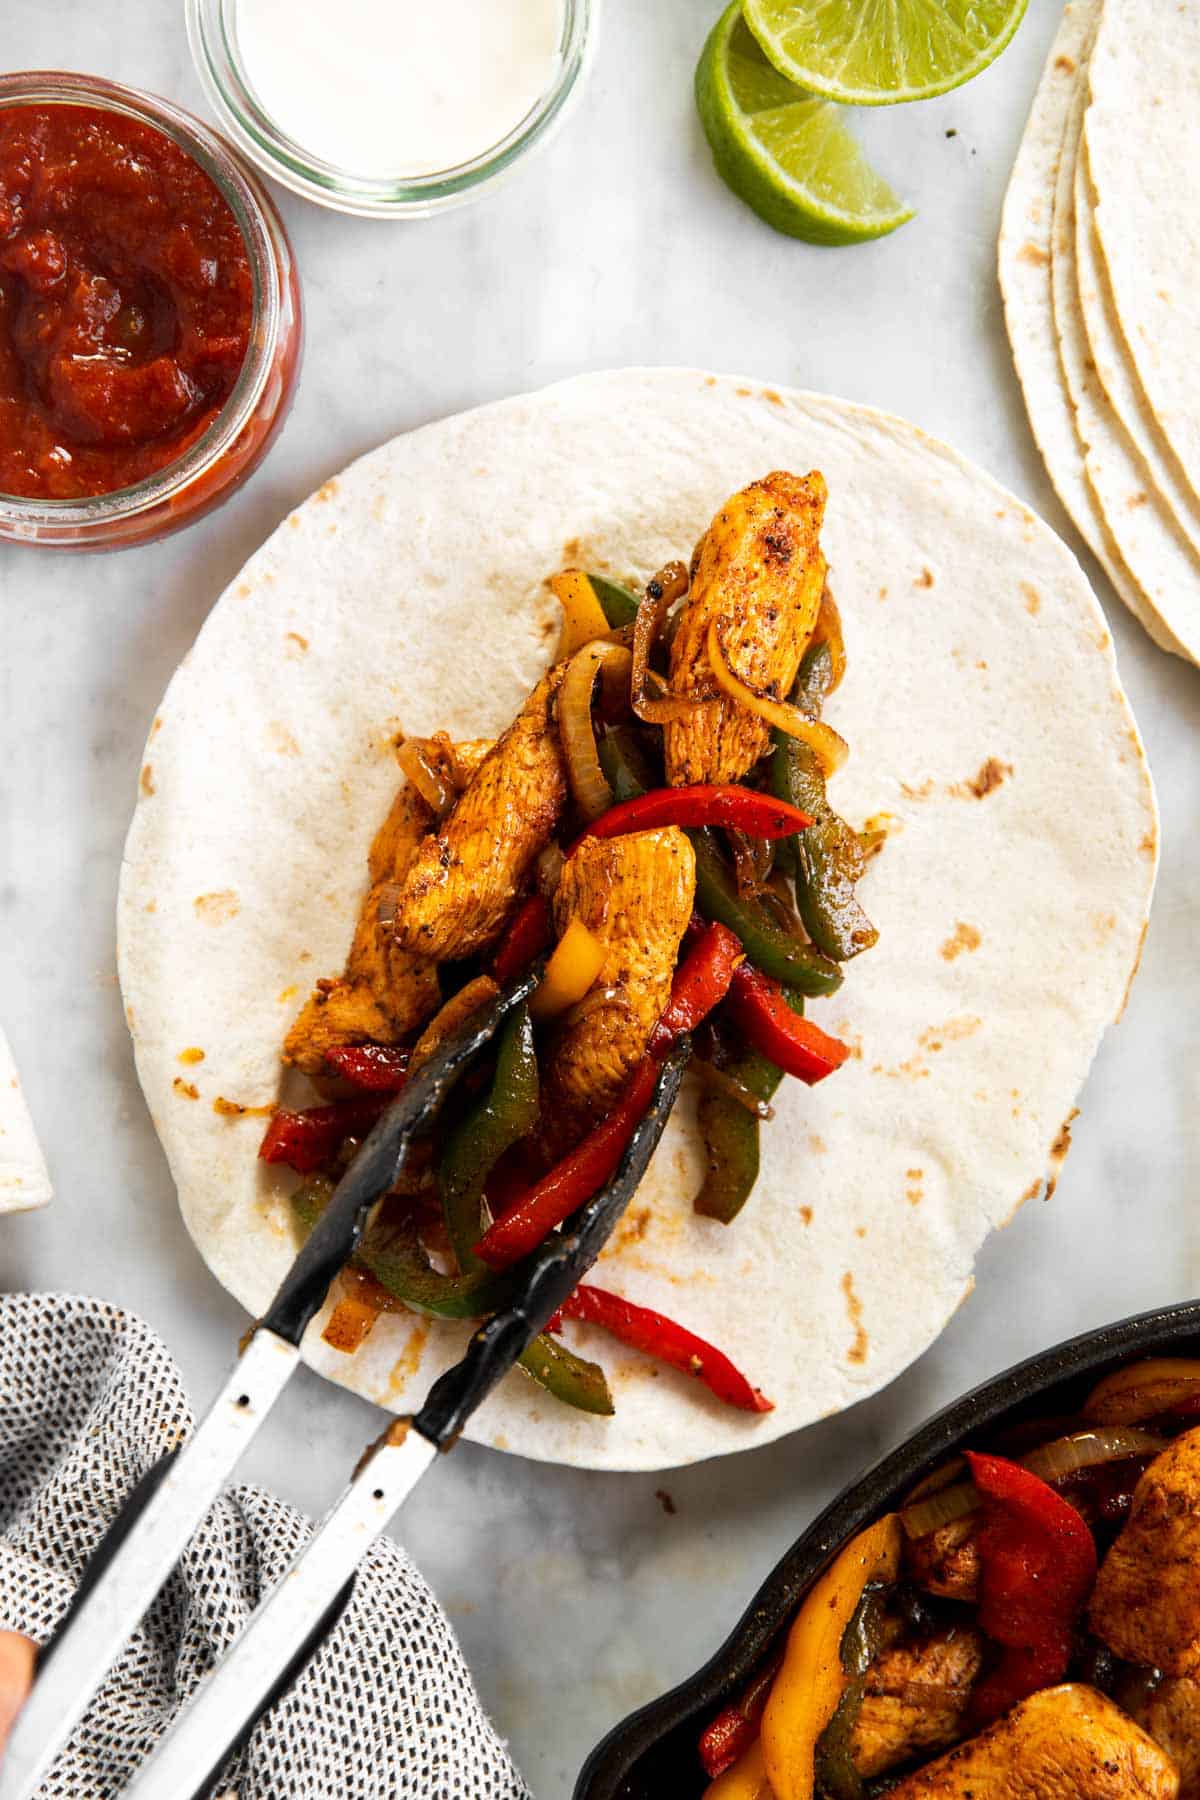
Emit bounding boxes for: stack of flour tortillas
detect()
[0,1027,52,1215]
[1000,0,1200,664]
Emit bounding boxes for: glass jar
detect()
[186,0,595,219]
[0,72,302,552]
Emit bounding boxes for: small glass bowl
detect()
[0,72,302,552]
[186,0,595,219]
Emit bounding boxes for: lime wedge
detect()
[743,0,1029,105]
[696,3,913,245]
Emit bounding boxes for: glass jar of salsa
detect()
[0,73,301,550]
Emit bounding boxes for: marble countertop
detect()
[3,5,1200,1795]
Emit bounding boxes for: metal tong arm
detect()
[118,1042,691,1800]
[0,966,539,1800]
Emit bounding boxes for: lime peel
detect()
[696,2,914,246]
[742,0,1030,106]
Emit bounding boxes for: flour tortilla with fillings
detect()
[117,369,1158,1472]
[1087,0,1200,526]
[996,0,1183,661]
[1048,17,1200,666]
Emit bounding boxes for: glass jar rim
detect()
[0,70,285,528]
[185,0,595,218]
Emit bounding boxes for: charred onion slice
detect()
[550,568,612,658]
[706,619,849,775]
[1084,1357,1200,1424]
[558,641,633,820]
[632,560,713,724]
[396,736,457,818]
[901,1426,1168,1539]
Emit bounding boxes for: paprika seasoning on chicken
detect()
[0,103,253,499]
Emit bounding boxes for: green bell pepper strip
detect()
[586,572,640,630]
[598,727,843,998]
[695,1048,783,1225]
[812,1580,894,1800]
[290,1175,613,1413]
[437,1003,539,1274]
[770,643,878,963]
[516,1331,615,1415]
[597,722,660,800]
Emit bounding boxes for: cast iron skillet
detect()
[575,1297,1200,1800]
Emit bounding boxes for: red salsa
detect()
[0,104,253,499]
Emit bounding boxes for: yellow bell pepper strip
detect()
[529,917,605,1021]
[551,568,613,657]
[760,1514,901,1800]
[704,1738,773,1800]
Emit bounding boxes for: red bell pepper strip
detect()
[649,920,744,1049]
[584,785,812,844]
[963,1450,1098,1728]
[323,1043,410,1092]
[725,962,850,1085]
[698,1654,783,1779]
[553,1284,773,1414]
[475,922,743,1271]
[476,1059,658,1269]
[258,1094,389,1175]
[492,893,552,984]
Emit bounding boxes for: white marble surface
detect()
[2,5,1200,1796]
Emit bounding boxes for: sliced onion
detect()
[1084,1358,1200,1425]
[632,562,714,724]
[692,1058,775,1119]
[396,736,457,818]
[706,619,849,775]
[900,1479,980,1541]
[1023,1427,1167,1483]
[558,641,632,821]
[561,984,634,1032]
[901,1428,1167,1540]
[729,829,773,900]
[812,585,847,696]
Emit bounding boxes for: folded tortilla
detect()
[117,369,1157,1471]
[0,1028,52,1216]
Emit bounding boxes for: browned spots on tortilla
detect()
[277,984,298,1004]
[173,1078,199,1100]
[916,567,935,589]
[1094,629,1111,652]
[1140,828,1157,858]
[976,659,989,671]
[945,758,1012,801]
[1093,911,1118,940]
[288,512,301,529]
[1017,241,1050,267]
[863,811,899,844]
[808,1134,826,1156]
[1128,491,1149,509]
[901,778,936,801]
[920,1015,982,1051]
[562,537,582,561]
[235,581,252,600]
[392,1318,431,1384]
[285,631,309,652]
[872,1053,930,1081]
[1020,582,1041,615]
[144,900,156,913]
[213,1095,273,1119]
[268,721,300,756]
[315,478,339,503]
[906,1167,924,1206]
[736,385,752,397]
[1055,53,1076,73]
[655,1488,677,1516]
[799,1205,813,1225]
[1022,1178,1043,1203]
[878,586,888,600]
[194,890,239,924]
[151,715,163,735]
[941,922,982,962]
[762,388,783,406]
[178,1047,205,1065]
[842,1272,868,1365]
[1045,1108,1080,1201]
[614,1207,653,1250]
[140,764,155,796]
[539,616,557,642]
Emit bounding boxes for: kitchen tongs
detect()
[1,967,689,1800]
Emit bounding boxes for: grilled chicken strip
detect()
[542,827,695,1153]
[1130,1679,1200,1800]
[390,667,568,961]
[883,1685,1179,1800]
[906,1515,981,1603]
[663,471,828,787]
[1091,1429,1200,1677]
[284,780,441,1073]
[850,1626,984,1779]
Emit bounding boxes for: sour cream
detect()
[234,0,567,178]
